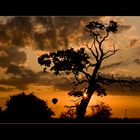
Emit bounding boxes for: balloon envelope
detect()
[52,98,58,104]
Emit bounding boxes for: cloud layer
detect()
[0,45,27,68]
[0,16,139,97]
[0,16,103,51]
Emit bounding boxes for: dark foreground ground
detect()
[0,117,140,139]
[0,120,140,139]
[1,117,140,123]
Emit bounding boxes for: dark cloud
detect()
[100,61,123,70]
[36,72,74,91]
[130,39,138,47]
[0,64,39,90]
[0,64,75,91]
[0,16,103,51]
[32,16,101,50]
[0,45,27,68]
[0,87,14,92]
[37,72,140,96]
[6,64,23,75]
[0,17,33,47]
[0,16,14,25]
[134,59,140,65]
[0,16,133,52]
[105,82,140,96]
[117,24,132,34]
[36,70,89,91]
[98,74,140,96]
[0,16,137,93]
[1,63,140,96]
[0,63,76,91]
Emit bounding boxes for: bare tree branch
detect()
[81,70,92,80]
[98,31,109,56]
[91,37,99,60]
[90,63,97,67]
[86,63,97,69]
[102,44,120,60]
[101,32,109,43]
[97,73,140,90]
[95,34,100,44]
[98,42,104,56]
[86,44,98,62]
[73,74,89,86]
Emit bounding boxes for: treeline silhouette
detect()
[0,92,140,123]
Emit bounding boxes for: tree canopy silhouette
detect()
[89,102,112,121]
[4,92,54,121]
[60,107,77,119]
[38,20,119,119]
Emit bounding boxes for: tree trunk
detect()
[76,62,102,119]
[76,93,93,119]
[76,82,96,119]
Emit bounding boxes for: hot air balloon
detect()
[52,98,58,105]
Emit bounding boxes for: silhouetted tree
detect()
[4,92,54,122]
[38,20,119,119]
[89,102,112,121]
[60,107,77,119]
[59,104,79,119]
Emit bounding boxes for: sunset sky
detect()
[0,16,140,118]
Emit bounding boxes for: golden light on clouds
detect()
[33,23,46,34]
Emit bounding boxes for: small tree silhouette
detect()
[60,107,77,119]
[89,101,112,121]
[4,92,54,122]
[38,20,119,119]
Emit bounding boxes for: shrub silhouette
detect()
[89,101,112,121]
[4,92,54,122]
[60,102,112,122]
[60,107,77,119]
